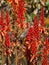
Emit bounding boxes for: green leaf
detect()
[31,13,35,21]
[23,57,27,65]
[46,2,49,5]
[46,2,49,10]
[12,26,15,29]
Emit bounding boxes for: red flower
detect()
[44,37,49,50]
[42,56,48,65]
[31,38,37,54]
[26,27,34,42]
[26,27,38,54]
[0,10,4,25]
[5,32,11,47]
[34,16,40,41]
[6,10,10,23]
[40,6,45,26]
[17,0,26,28]
[42,48,48,65]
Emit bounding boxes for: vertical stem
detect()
[16,48,17,65]
[6,53,8,65]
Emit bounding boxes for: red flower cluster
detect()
[31,38,37,54]
[0,10,11,48]
[34,16,40,41]
[6,10,10,23]
[17,0,25,21]
[42,48,48,65]
[44,37,49,51]
[40,6,45,26]
[0,10,11,31]
[26,27,36,44]
[26,6,48,65]
[17,0,26,28]
[5,32,11,48]
[0,10,4,26]
[26,27,38,62]
[8,0,26,29]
